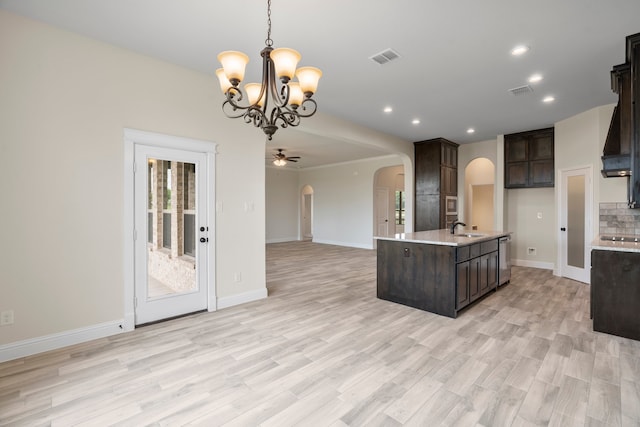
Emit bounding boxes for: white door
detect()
[376,188,389,236]
[303,193,313,239]
[134,144,209,324]
[558,166,592,284]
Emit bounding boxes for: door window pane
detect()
[567,175,585,268]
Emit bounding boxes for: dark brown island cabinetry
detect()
[591,249,640,340]
[414,138,459,231]
[504,127,554,188]
[377,238,499,318]
[456,239,499,310]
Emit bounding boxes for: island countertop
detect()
[375,229,511,246]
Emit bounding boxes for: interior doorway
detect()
[464,158,496,231]
[301,185,313,240]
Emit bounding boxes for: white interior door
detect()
[558,166,592,284]
[303,193,312,239]
[134,144,209,324]
[376,188,389,236]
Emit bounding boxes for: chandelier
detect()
[215,0,322,140]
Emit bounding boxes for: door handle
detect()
[200,237,208,243]
[560,227,566,231]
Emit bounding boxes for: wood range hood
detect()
[602,32,640,208]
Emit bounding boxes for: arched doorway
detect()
[301,185,314,241]
[464,158,495,231]
[373,165,405,238]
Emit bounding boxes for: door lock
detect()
[200,237,208,243]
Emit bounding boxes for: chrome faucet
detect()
[450,220,466,234]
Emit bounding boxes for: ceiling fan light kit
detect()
[215,0,322,141]
[272,148,300,166]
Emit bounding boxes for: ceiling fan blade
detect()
[286,156,301,160]
[288,159,298,162]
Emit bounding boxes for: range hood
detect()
[602,33,640,208]
[602,59,632,177]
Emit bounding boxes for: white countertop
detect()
[592,236,640,253]
[375,229,511,246]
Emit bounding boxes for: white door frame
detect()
[376,187,390,237]
[556,165,592,284]
[123,129,217,331]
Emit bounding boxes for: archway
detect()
[373,165,405,238]
[464,158,496,231]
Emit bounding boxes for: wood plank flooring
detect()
[2,241,640,426]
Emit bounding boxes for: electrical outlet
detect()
[0,310,14,326]
[528,247,537,255]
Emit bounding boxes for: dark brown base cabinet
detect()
[456,240,499,310]
[377,239,499,318]
[592,249,640,341]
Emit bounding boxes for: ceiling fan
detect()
[271,149,300,166]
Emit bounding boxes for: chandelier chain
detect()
[265,0,273,47]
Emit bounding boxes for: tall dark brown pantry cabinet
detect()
[414,138,459,231]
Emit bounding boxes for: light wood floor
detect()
[2,241,640,426]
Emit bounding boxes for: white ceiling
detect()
[3,0,640,168]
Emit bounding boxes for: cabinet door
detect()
[488,251,498,289]
[479,254,490,294]
[481,251,499,294]
[506,162,529,188]
[506,136,528,162]
[441,166,457,195]
[529,132,554,160]
[529,159,554,187]
[456,261,470,309]
[469,257,480,302]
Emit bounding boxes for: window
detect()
[395,190,405,225]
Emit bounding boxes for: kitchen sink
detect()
[454,233,486,238]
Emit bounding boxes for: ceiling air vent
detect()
[508,85,534,96]
[370,48,401,65]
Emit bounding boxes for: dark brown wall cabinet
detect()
[504,128,555,188]
[414,138,459,231]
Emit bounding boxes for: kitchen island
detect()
[376,230,510,318]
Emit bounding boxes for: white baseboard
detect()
[217,287,268,310]
[0,320,125,363]
[312,239,374,250]
[266,236,299,244]
[511,259,555,270]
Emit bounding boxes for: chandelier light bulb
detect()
[296,67,322,96]
[217,51,249,85]
[271,48,301,82]
[288,82,304,107]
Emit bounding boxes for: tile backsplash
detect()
[599,202,640,236]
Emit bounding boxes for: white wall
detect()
[298,156,405,249]
[265,167,300,243]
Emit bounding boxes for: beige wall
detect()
[266,167,300,243]
[0,9,268,345]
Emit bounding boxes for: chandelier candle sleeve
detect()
[215,0,322,140]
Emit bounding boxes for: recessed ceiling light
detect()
[511,45,530,56]
[528,74,543,83]
[467,128,475,134]
[543,95,555,103]
[412,119,420,125]
[383,106,393,113]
